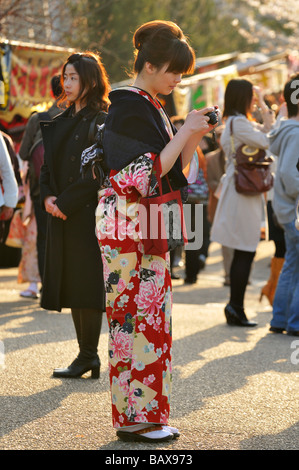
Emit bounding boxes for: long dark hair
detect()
[222,79,253,118]
[133,20,195,75]
[59,51,110,112]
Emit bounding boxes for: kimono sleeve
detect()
[110,153,158,199]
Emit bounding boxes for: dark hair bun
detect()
[133,20,194,75]
[133,20,183,51]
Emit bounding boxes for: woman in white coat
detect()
[210,79,274,326]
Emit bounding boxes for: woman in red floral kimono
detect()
[96,20,218,442]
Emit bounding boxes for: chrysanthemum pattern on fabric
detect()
[96,151,173,428]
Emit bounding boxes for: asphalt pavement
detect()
[0,240,298,453]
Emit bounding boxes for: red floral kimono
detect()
[96,88,174,428]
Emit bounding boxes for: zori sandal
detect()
[116,425,174,442]
[162,425,180,438]
[20,289,39,299]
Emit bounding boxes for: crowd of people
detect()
[1,20,299,444]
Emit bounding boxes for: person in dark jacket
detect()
[19,74,63,291]
[39,52,110,378]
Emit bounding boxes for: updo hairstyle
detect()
[133,20,195,75]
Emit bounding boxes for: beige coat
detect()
[210,112,274,252]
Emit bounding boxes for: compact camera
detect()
[205,106,219,125]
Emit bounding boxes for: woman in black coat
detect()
[39,52,110,378]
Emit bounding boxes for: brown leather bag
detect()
[230,118,274,195]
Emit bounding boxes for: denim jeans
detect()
[271,219,299,332]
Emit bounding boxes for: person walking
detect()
[268,74,299,336]
[39,52,110,378]
[96,20,217,442]
[210,79,275,326]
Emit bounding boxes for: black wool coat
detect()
[39,105,105,311]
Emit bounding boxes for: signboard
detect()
[172,64,238,116]
[0,44,11,108]
[0,40,73,123]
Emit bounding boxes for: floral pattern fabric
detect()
[96,88,173,428]
[18,214,40,284]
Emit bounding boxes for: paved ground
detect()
[0,240,298,452]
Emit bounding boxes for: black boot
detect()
[224,303,257,327]
[71,308,82,350]
[53,355,101,379]
[53,309,103,379]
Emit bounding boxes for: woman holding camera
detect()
[96,20,217,442]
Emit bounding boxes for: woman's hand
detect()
[184,107,219,136]
[278,101,288,118]
[253,85,270,113]
[159,106,219,177]
[253,86,264,106]
[44,195,67,220]
[177,106,219,171]
[52,204,67,221]
[44,196,57,215]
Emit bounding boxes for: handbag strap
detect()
[87,111,106,146]
[146,156,174,197]
[229,118,236,155]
